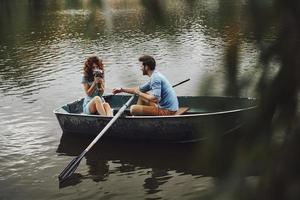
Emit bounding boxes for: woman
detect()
[82,56,113,116]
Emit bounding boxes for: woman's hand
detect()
[96,78,104,92]
[94,76,102,84]
[98,83,104,92]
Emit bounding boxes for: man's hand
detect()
[134,88,141,96]
[112,87,123,94]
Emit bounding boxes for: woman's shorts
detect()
[82,96,105,114]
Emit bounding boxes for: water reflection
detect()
[143,168,170,194]
[56,131,241,190]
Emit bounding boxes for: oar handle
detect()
[172,78,190,88]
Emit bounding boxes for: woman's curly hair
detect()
[83,56,104,81]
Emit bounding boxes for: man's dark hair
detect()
[139,55,156,70]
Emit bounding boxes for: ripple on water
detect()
[0,102,56,159]
[0,1,264,199]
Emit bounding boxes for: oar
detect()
[58,78,190,183]
[58,95,134,183]
[172,78,190,88]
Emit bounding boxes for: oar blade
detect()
[58,156,82,183]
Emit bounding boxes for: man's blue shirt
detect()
[139,70,179,111]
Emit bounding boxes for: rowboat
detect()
[54,95,258,142]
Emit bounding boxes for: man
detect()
[112,55,178,116]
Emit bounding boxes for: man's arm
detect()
[112,87,136,95]
[112,87,158,103]
[135,89,158,103]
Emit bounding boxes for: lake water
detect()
[0,0,263,199]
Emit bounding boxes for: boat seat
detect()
[175,107,189,115]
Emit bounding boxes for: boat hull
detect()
[54,95,258,142]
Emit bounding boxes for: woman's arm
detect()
[94,79,105,96]
[98,79,105,94]
[83,76,102,96]
[83,82,97,96]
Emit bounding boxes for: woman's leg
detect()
[88,96,107,115]
[103,102,113,117]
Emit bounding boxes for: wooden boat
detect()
[54,95,258,142]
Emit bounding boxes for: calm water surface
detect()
[0,0,264,199]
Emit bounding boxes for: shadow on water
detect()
[56,128,261,189]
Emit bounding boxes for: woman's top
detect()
[81,75,105,111]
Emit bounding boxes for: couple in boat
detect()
[82,55,179,116]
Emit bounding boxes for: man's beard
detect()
[142,68,147,75]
